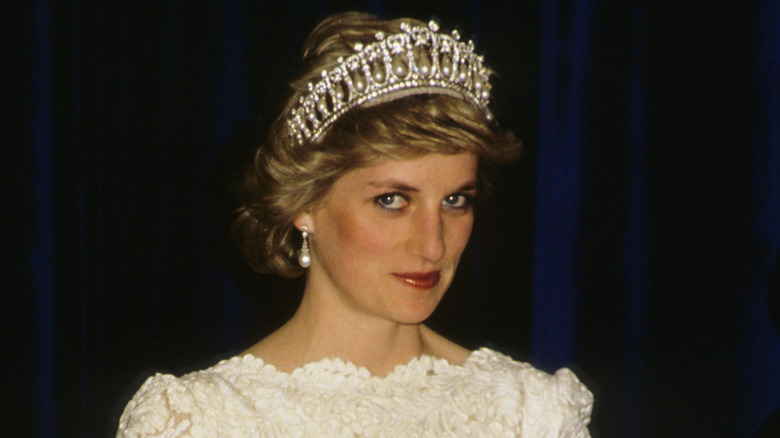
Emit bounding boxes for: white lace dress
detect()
[117,348,592,437]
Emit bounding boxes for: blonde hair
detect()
[234,12,521,277]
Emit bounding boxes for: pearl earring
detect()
[298,225,311,268]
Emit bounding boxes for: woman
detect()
[117,12,593,436]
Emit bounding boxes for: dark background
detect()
[6,0,780,437]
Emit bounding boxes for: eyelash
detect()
[443,193,474,209]
[375,193,407,211]
[374,192,474,211]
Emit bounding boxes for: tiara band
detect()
[286,20,493,146]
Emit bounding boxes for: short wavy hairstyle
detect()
[233,12,521,278]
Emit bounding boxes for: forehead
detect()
[337,152,478,186]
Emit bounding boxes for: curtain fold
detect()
[30,1,56,436]
[532,0,592,372]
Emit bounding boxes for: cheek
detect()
[448,217,474,254]
[329,210,396,256]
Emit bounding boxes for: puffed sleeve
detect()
[520,366,594,438]
[117,373,200,438]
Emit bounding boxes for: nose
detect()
[406,207,445,262]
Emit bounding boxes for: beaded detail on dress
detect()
[117,348,592,437]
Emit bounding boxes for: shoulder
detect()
[117,372,199,437]
[467,348,594,437]
[116,356,265,437]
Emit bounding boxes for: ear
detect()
[293,212,315,233]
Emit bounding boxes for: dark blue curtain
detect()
[532,1,780,436]
[8,0,780,436]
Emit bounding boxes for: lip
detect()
[392,271,441,289]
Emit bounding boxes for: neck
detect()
[287,290,427,376]
[251,283,431,377]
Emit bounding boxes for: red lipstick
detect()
[392,271,441,289]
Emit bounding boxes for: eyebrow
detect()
[368,179,478,192]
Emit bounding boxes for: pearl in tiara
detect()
[285,20,493,146]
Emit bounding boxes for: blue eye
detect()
[442,194,473,209]
[375,193,406,210]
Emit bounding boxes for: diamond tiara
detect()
[285,20,493,146]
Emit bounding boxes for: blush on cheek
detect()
[332,210,390,255]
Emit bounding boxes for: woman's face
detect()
[297,152,478,326]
